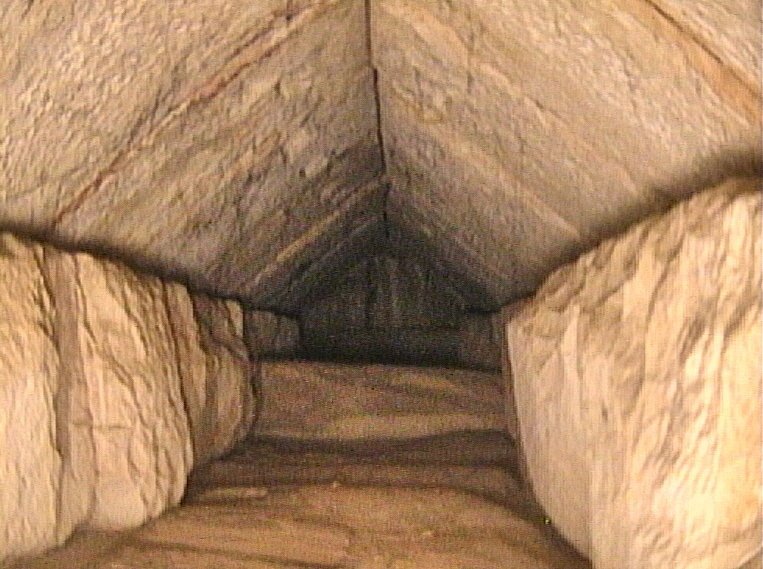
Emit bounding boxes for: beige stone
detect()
[0,0,381,311]
[254,361,506,441]
[167,289,254,467]
[47,251,193,531]
[11,484,591,569]
[0,234,257,562]
[372,0,761,303]
[0,235,61,558]
[190,295,254,464]
[188,432,523,508]
[505,178,762,568]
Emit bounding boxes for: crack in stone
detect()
[50,1,335,229]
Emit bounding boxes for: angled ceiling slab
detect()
[0,0,383,312]
[371,0,762,305]
[2,0,760,313]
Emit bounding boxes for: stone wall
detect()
[504,178,762,568]
[372,0,761,305]
[254,361,506,441]
[301,255,503,370]
[0,0,381,311]
[0,234,255,561]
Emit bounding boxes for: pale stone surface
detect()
[244,310,300,359]
[372,0,761,304]
[2,0,758,311]
[0,234,255,562]
[167,289,254,467]
[254,361,506,441]
[0,235,61,559]
[0,0,381,311]
[11,432,591,569]
[505,178,762,568]
[47,251,194,532]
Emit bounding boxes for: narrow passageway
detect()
[0,0,759,566]
[10,360,590,568]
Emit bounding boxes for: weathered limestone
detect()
[254,361,505,441]
[0,0,381,311]
[244,310,301,359]
[0,233,255,561]
[47,251,193,532]
[456,312,504,372]
[301,255,468,336]
[372,0,761,304]
[505,178,762,568]
[167,291,254,467]
[189,432,522,506]
[0,236,61,559]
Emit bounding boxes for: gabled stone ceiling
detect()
[372,0,761,303]
[1,0,760,313]
[0,0,384,313]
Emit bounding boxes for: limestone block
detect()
[191,295,254,466]
[0,235,61,559]
[244,310,300,359]
[0,0,381,310]
[254,361,505,441]
[505,178,762,568]
[165,288,254,468]
[373,0,761,303]
[48,252,194,531]
[300,254,468,342]
[128,486,594,568]
[0,233,257,561]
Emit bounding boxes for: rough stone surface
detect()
[167,290,254,467]
[301,255,468,334]
[0,235,61,559]
[505,178,762,568]
[254,361,506,441]
[372,0,761,305]
[456,312,504,372]
[244,310,301,359]
[0,234,255,562]
[0,0,382,311]
[11,432,590,568]
[49,251,193,532]
[190,432,523,507]
[10,484,592,569]
[2,0,758,311]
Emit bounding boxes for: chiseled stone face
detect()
[0,236,61,559]
[0,0,382,310]
[52,252,194,531]
[506,178,762,569]
[0,234,256,561]
[372,0,761,305]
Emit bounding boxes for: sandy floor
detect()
[7,432,591,568]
